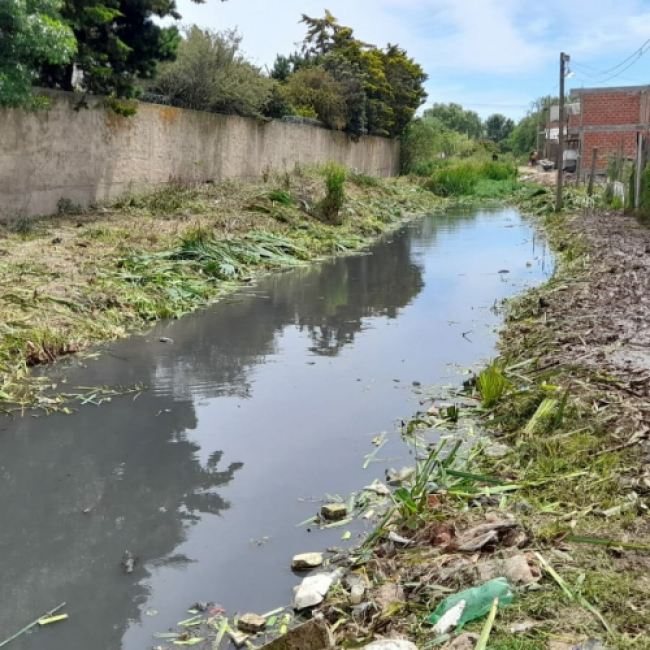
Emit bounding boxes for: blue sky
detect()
[173,0,650,120]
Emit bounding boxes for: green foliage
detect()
[147,27,274,119]
[268,189,294,205]
[507,96,557,157]
[401,115,476,173]
[477,361,511,408]
[427,162,480,197]
[485,113,515,144]
[270,51,316,81]
[282,67,347,129]
[426,159,517,197]
[0,0,76,107]
[318,162,347,224]
[348,171,380,188]
[424,103,483,139]
[272,11,427,137]
[38,0,210,98]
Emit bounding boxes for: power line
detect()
[571,36,650,85]
[590,37,650,76]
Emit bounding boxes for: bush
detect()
[480,160,517,181]
[147,27,274,119]
[318,162,347,224]
[426,159,518,197]
[408,159,452,177]
[282,68,348,130]
[426,162,480,196]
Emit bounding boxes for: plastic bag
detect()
[427,578,514,631]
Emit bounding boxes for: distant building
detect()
[545,85,649,179]
[544,102,580,167]
[571,85,649,179]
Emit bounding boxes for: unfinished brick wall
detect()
[581,91,642,126]
[575,87,650,173]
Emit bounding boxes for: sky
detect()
[172,0,650,121]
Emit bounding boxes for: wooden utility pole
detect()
[556,52,570,211]
[587,147,598,196]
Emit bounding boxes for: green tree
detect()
[270,52,316,82]
[39,0,211,98]
[401,114,475,173]
[485,113,515,143]
[147,27,274,118]
[0,0,76,107]
[298,11,427,137]
[424,103,483,139]
[281,67,347,129]
[507,96,556,156]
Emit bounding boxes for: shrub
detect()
[318,162,347,224]
[282,68,348,130]
[425,159,518,197]
[480,160,517,181]
[147,27,275,119]
[426,162,480,197]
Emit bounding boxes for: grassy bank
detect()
[314,206,649,650]
[0,165,442,413]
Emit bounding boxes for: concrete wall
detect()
[0,90,400,217]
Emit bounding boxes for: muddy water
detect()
[0,208,550,650]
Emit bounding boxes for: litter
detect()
[427,578,514,631]
[294,569,345,610]
[388,532,412,546]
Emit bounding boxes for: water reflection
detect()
[0,388,242,649]
[0,208,550,650]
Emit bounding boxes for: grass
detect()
[477,360,511,408]
[0,166,442,413]
[425,159,518,198]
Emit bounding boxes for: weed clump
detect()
[426,160,517,197]
[477,360,511,408]
[318,162,347,224]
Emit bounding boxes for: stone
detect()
[477,554,537,586]
[321,503,348,520]
[372,583,405,612]
[238,613,267,634]
[362,641,418,650]
[292,553,324,570]
[294,569,344,610]
[447,633,480,650]
[260,619,334,650]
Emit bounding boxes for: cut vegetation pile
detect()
[0,166,441,413]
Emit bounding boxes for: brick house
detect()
[568,85,650,179]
